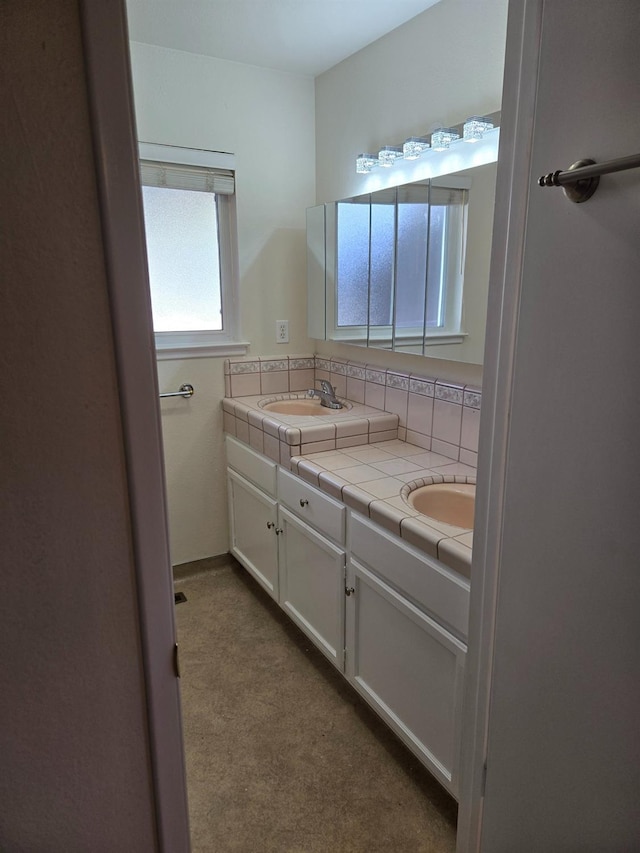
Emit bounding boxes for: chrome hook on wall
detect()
[538,152,640,203]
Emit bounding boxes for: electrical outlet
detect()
[276,320,289,343]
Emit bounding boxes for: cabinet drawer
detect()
[226,434,277,497]
[349,513,470,641]
[277,467,346,545]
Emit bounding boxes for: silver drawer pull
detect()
[345,586,355,597]
[266,521,275,530]
[275,527,283,536]
[299,498,309,507]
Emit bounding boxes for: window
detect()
[139,143,247,359]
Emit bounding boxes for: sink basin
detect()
[408,482,475,528]
[262,399,338,416]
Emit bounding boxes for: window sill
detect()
[154,331,250,360]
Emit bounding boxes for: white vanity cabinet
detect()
[225,434,469,797]
[346,514,470,798]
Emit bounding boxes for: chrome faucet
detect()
[307,380,343,409]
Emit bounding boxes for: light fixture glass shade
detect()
[402,136,430,160]
[378,145,403,167]
[356,153,379,174]
[431,127,460,151]
[463,116,494,142]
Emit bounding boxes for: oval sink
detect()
[262,399,338,416]
[408,482,475,528]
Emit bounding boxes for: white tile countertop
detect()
[222,393,476,578]
[290,440,475,578]
[222,393,400,465]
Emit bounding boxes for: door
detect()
[77,3,192,850]
[460,2,640,850]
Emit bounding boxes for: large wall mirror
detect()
[307,160,497,365]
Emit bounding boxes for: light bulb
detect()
[356,153,378,174]
[431,127,460,151]
[403,136,430,160]
[378,145,403,167]
[463,116,494,143]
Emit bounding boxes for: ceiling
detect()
[125,0,442,77]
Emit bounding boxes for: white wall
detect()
[1,2,156,848]
[314,0,508,387]
[130,43,316,563]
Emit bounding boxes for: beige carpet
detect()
[174,557,457,853]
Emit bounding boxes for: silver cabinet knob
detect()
[345,586,355,596]
[299,498,309,507]
[266,521,275,530]
[275,527,284,536]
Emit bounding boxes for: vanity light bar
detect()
[355,111,500,173]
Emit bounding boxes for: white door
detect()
[78,3,192,849]
[460,2,640,850]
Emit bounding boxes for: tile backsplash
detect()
[224,354,481,463]
[224,355,316,398]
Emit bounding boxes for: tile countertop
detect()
[222,393,475,579]
[223,393,400,452]
[290,441,475,580]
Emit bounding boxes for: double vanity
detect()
[223,390,474,799]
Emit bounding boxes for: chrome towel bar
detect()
[538,153,640,203]
[159,384,194,399]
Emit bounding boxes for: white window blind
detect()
[139,161,235,195]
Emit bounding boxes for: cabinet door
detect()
[278,506,346,671]
[346,558,466,798]
[227,469,279,599]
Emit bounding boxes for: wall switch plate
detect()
[276,320,289,343]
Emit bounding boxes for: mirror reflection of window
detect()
[334,181,468,349]
[369,188,395,330]
[395,184,429,342]
[336,197,370,327]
